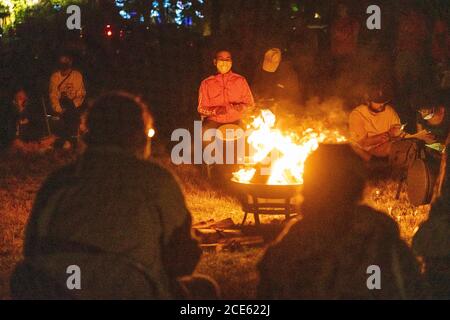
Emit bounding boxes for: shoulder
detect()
[386,105,399,115]
[349,105,368,119]
[353,205,400,236]
[50,72,60,81]
[38,163,78,194]
[139,159,182,192]
[230,72,248,81]
[71,70,84,79]
[201,75,218,85]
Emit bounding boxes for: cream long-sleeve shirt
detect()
[49,70,86,113]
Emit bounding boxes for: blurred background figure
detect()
[431,17,450,90]
[49,51,86,150]
[330,2,360,105]
[0,87,51,153]
[252,48,301,111]
[258,144,426,299]
[394,1,429,132]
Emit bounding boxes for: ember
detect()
[233,109,347,185]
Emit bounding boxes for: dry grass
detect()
[0,151,429,300]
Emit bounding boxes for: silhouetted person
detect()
[11,92,218,299]
[394,1,428,129]
[330,2,360,103]
[431,18,450,89]
[49,52,86,150]
[258,144,426,299]
[413,136,450,299]
[0,88,51,152]
[416,89,450,147]
[252,48,301,108]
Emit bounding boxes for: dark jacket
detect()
[252,61,300,105]
[0,103,20,149]
[258,205,426,299]
[12,147,201,299]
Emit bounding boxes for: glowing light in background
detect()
[114,0,204,26]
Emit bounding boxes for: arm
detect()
[156,170,201,279]
[230,78,255,112]
[24,168,71,257]
[49,74,62,114]
[73,72,86,108]
[349,111,389,149]
[240,78,255,108]
[197,81,225,117]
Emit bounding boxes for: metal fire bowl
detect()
[230,178,303,199]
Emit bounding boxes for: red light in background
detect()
[105,24,113,38]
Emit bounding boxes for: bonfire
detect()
[233,109,347,185]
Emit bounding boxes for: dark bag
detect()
[389,139,424,171]
[57,71,75,112]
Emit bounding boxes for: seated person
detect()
[0,88,53,153]
[11,92,218,299]
[198,50,254,131]
[252,48,301,109]
[413,136,450,299]
[416,89,450,153]
[49,52,86,150]
[258,144,427,299]
[349,86,431,161]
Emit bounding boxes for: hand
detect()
[230,103,245,112]
[214,106,227,116]
[389,124,403,138]
[378,132,391,144]
[414,130,436,144]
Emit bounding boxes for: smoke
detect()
[272,96,351,141]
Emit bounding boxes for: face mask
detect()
[422,112,435,121]
[216,60,232,74]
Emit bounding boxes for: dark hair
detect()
[85,91,151,152]
[11,86,27,99]
[214,49,232,59]
[366,84,392,104]
[302,144,366,213]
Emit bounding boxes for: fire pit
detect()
[231,178,302,225]
[230,109,346,225]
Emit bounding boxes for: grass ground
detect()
[0,150,429,300]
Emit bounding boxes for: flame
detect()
[233,110,346,185]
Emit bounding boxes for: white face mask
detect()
[423,113,435,120]
[216,60,232,74]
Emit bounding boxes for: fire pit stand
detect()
[231,179,302,225]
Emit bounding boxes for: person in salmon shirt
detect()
[198,50,254,131]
